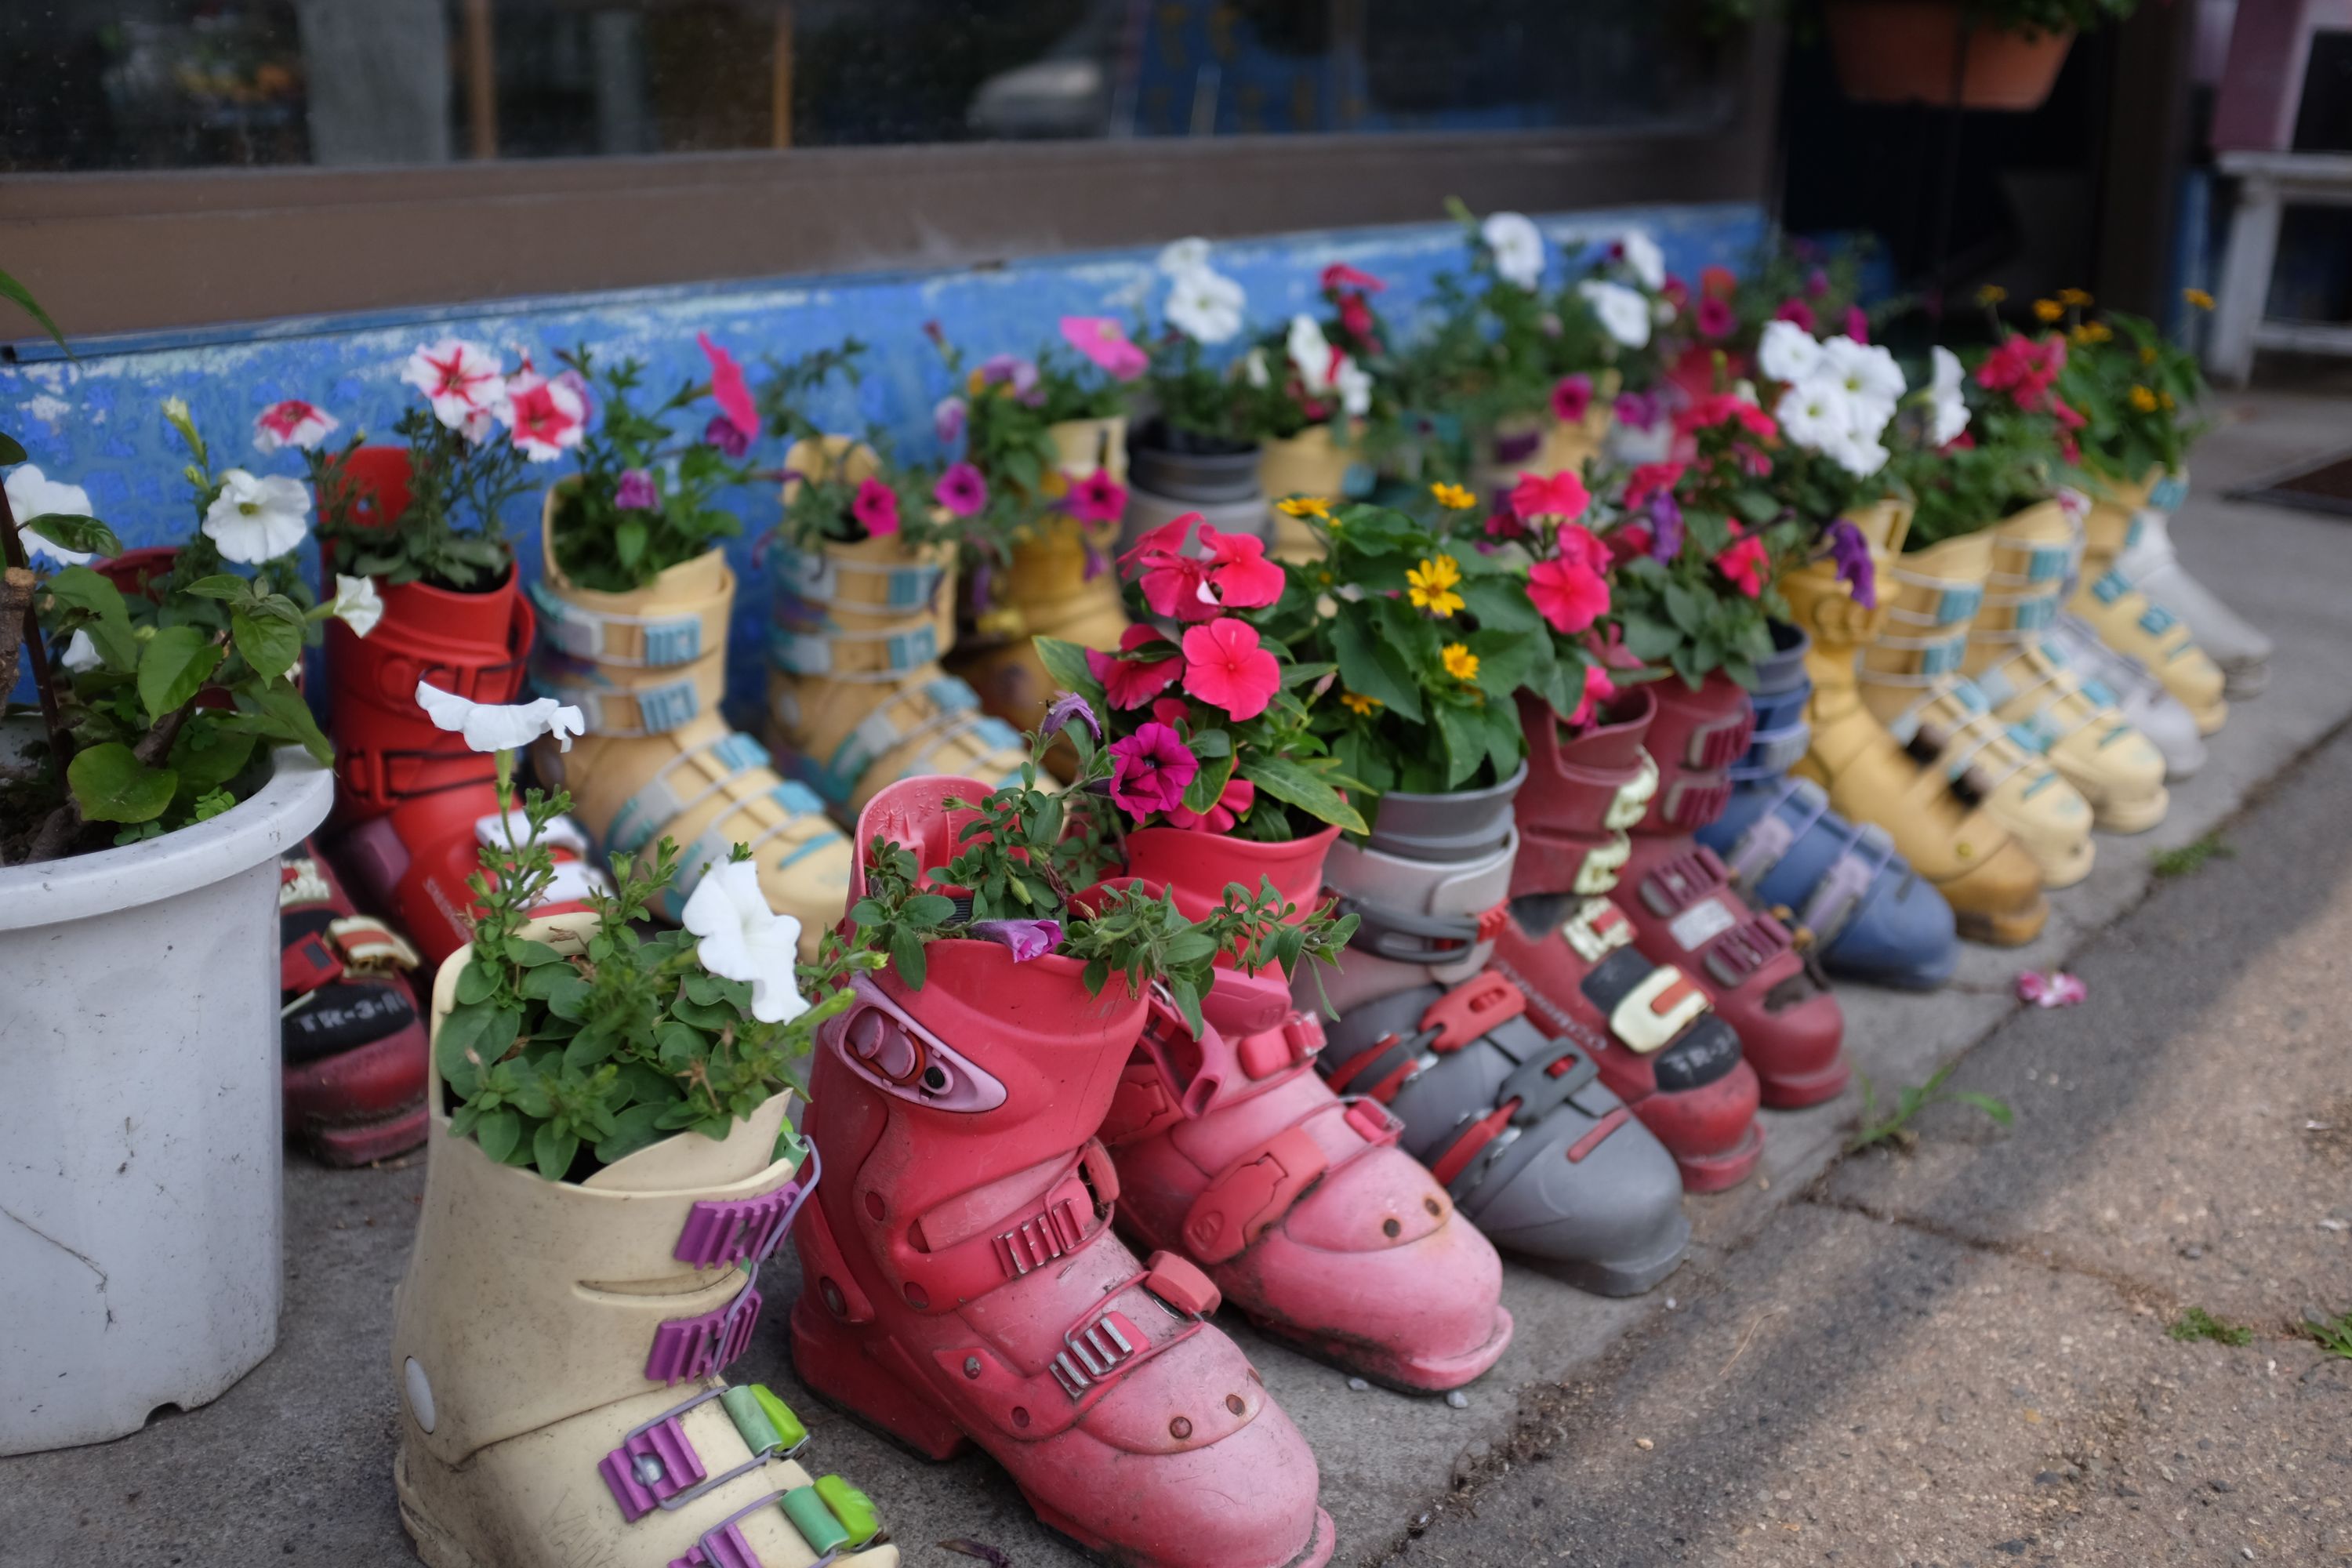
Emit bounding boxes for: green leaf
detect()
[181,574,252,603]
[137,625,223,722]
[67,742,177,823]
[1950,1091,2014,1127]
[1239,753,1369,836]
[169,724,257,794]
[1032,635,1106,702]
[456,960,499,1006]
[655,1021,706,1067]
[890,927,929,990]
[1459,576,1540,633]
[434,1003,495,1095]
[614,517,648,570]
[1620,611,1680,663]
[1663,583,1711,637]
[474,1108,521,1165]
[229,607,303,682]
[533,1122,580,1181]
[39,562,138,669]
[506,938,568,967]
[0,265,70,355]
[1431,700,1484,789]
[595,1104,671,1167]
[0,431,22,466]
[247,682,333,766]
[21,514,121,558]
[1328,610,1424,720]
[1181,747,1237,815]
[564,1022,619,1070]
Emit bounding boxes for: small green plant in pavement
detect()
[1846,1060,2014,1153]
[2302,1310,2352,1359]
[2151,833,2234,878]
[2168,1307,2253,1346]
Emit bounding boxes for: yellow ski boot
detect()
[1963,499,2169,833]
[2071,473,2227,735]
[1260,421,1359,562]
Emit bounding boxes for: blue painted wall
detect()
[2,202,1762,716]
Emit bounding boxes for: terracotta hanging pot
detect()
[1823,1,2075,112]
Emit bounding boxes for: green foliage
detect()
[311,406,528,590]
[2151,833,2234,879]
[2167,1307,2253,1347]
[0,263,69,355]
[2053,303,2210,487]
[1846,1059,2014,1153]
[927,325,1130,568]
[1141,335,1254,448]
[2302,1310,2352,1360]
[548,346,753,591]
[757,341,949,554]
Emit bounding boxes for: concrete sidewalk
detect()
[5,387,2350,1568]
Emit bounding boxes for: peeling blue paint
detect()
[2,204,1762,715]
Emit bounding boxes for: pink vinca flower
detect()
[1060,317,1149,382]
[1198,524,1285,611]
[698,332,761,452]
[1066,469,1129,524]
[403,339,506,431]
[935,462,989,518]
[1555,521,1611,578]
[1715,528,1769,598]
[1150,695,1192,728]
[1550,373,1593,425]
[1510,470,1591,524]
[1566,662,1619,728]
[1528,557,1610,635]
[851,477,901,538]
[1085,624,1183,709]
[501,368,586,462]
[1108,721,1199,822]
[1181,617,1282,722]
[1167,777,1258,834]
[252,399,339,455]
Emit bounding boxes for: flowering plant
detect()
[2048,289,2210,485]
[1228,264,1387,445]
[545,337,760,592]
[5,399,359,863]
[1141,238,1257,449]
[1035,512,1367,841]
[1893,299,2076,549]
[307,339,535,592]
[760,339,951,553]
[847,706,1356,1036]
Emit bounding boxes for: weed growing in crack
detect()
[1846,1059,2013,1153]
[2168,1307,2254,1346]
[2152,833,2234,878]
[2302,1310,2352,1359]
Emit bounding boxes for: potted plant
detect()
[1127,238,1266,550]
[760,342,1029,817]
[1244,263,1385,557]
[1817,0,2140,111]
[2,394,361,1454]
[388,697,891,1566]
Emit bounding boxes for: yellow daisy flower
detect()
[1276,495,1331,518]
[1340,691,1381,717]
[2129,384,2158,412]
[2183,288,2214,310]
[1976,285,2008,306]
[2159,390,2176,410]
[2032,299,2064,324]
[1406,554,1465,619]
[2069,321,2112,346]
[1441,643,1479,682]
[2058,288,2093,308]
[1429,481,1476,511]
[2140,345,2158,365]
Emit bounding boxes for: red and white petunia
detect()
[252,399,339,455]
[402,339,507,432]
[499,366,587,463]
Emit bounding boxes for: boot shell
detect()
[792,779,1334,1568]
[2074,476,2228,732]
[2111,485,2270,696]
[1259,423,1358,562]
[1867,529,2096,888]
[1774,502,2048,945]
[2046,613,2206,780]
[394,914,895,1568]
[1963,501,2168,833]
[1111,825,1514,1392]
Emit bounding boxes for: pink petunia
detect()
[935,461,988,518]
[1167,776,1258,834]
[1085,624,1182,709]
[1551,373,1594,425]
[1321,263,1386,294]
[697,332,760,450]
[1066,468,1129,524]
[1714,525,1769,598]
[1696,296,1737,340]
[1843,306,1870,344]
[1181,617,1283,722]
[501,368,586,463]
[1198,523,1285,611]
[1528,557,1610,635]
[851,477,901,538]
[1108,721,1199,822]
[402,338,506,431]
[1773,299,1817,332]
[1555,522,1610,577]
[1059,317,1149,382]
[252,398,339,455]
[1511,470,1591,524]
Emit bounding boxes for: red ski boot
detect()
[279,837,431,1165]
[1611,673,1849,1110]
[1489,690,1764,1192]
[323,447,603,965]
[790,779,1335,1568]
[1109,825,1513,1394]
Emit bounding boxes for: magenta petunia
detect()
[1065,468,1129,524]
[1108,721,1199,822]
[615,468,658,510]
[1550,373,1594,425]
[1696,296,1737,340]
[969,918,1063,962]
[935,461,989,518]
[851,477,901,538]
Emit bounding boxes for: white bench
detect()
[2209,149,2352,386]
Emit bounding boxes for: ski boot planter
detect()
[952,416,1134,735]
[1489,689,1766,1192]
[1309,771,1692,1294]
[324,448,607,967]
[2108,470,2269,697]
[2072,473,2229,733]
[1467,401,1608,511]
[1260,423,1359,561]
[764,439,1029,817]
[1111,822,1514,1392]
[1693,625,1960,992]
[1962,499,2169,833]
[791,779,1338,1568]
[394,916,893,1568]
[2046,612,2206,780]
[1776,502,2049,946]
[281,838,432,1165]
[530,493,853,948]
[1611,670,1851,1111]
[1865,530,2097,889]
[1122,423,1268,557]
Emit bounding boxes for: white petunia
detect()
[1157,237,1212,277]
[1166,265,1247,345]
[1334,356,1373,419]
[401,339,507,432]
[415,680,586,753]
[202,469,312,564]
[60,629,100,673]
[1287,314,1335,392]
[1928,346,1972,447]
[1757,319,1825,387]
[1239,347,1272,389]
[1823,428,1891,479]
[1578,280,1653,349]
[1482,212,1547,290]
[1620,229,1666,292]
[5,465,99,565]
[1775,378,1859,455]
[680,858,809,1025]
[328,574,384,638]
[1821,336,1907,415]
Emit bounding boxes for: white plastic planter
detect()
[0,742,334,1454]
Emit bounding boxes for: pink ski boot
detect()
[1106,825,1513,1394]
[790,779,1336,1568]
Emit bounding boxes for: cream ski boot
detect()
[1260,423,1359,561]
[2071,473,2229,733]
[1962,499,2169,833]
[391,917,895,1568]
[765,440,1029,815]
[1864,529,2097,888]
[2111,470,2270,697]
[528,502,852,954]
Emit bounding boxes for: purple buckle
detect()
[1702,916,1791,987]
[644,1283,764,1385]
[674,1145,821,1270]
[601,1414,708,1522]
[1722,812,1796,888]
[669,1522,758,1568]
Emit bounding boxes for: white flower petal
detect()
[1578,281,1652,349]
[60,628,100,672]
[1286,314,1334,392]
[1482,212,1547,290]
[201,469,313,564]
[416,681,583,754]
[1157,237,1211,277]
[1621,229,1666,292]
[1757,320,1824,386]
[681,860,808,1025]
[330,574,384,638]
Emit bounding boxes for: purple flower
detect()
[1806,267,1831,299]
[1825,517,1875,608]
[702,413,751,459]
[1040,690,1102,744]
[1107,720,1198,822]
[969,918,1063,963]
[1647,492,1684,561]
[1613,390,1661,434]
[934,395,967,445]
[935,461,989,518]
[615,467,658,510]
[978,354,1041,406]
